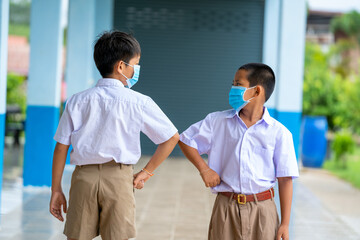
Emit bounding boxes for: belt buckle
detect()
[237,194,246,204]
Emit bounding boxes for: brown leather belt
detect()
[219,188,275,205]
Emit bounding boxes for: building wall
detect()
[113,0,265,155]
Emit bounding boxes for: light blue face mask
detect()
[121,62,140,88]
[229,86,256,111]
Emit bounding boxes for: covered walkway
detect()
[1,157,360,240]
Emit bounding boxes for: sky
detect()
[308,0,360,13]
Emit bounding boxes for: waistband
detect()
[219,188,275,205]
[77,160,132,168]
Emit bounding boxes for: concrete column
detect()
[263,3,306,237]
[23,0,64,186]
[276,0,307,156]
[263,0,307,156]
[64,0,111,164]
[0,0,9,209]
[92,0,114,81]
[262,0,281,118]
[66,0,96,97]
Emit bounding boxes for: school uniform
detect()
[54,78,177,240]
[180,107,299,240]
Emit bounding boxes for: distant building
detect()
[307,9,360,74]
[0,0,307,189]
[7,35,66,76]
[7,35,29,75]
[306,10,342,49]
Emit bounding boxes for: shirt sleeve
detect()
[141,97,178,145]
[273,128,299,178]
[179,113,212,155]
[53,101,74,145]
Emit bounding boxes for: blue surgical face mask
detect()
[229,86,256,111]
[121,62,140,88]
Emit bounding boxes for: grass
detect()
[323,146,360,189]
[8,24,67,46]
[9,24,30,39]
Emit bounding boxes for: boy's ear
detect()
[115,60,123,74]
[255,85,261,96]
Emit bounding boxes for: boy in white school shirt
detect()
[49,31,179,240]
[179,63,299,240]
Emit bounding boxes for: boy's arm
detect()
[276,176,293,240]
[49,142,70,222]
[178,141,220,188]
[133,132,180,188]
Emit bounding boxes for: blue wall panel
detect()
[0,114,5,197]
[114,0,265,155]
[276,111,302,158]
[23,106,59,186]
[263,108,301,158]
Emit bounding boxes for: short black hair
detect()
[239,63,275,102]
[93,31,141,77]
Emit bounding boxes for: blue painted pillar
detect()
[92,0,114,82]
[262,0,280,119]
[276,0,307,157]
[66,0,96,97]
[263,0,306,156]
[65,0,109,164]
[23,0,64,186]
[0,0,9,209]
[262,3,306,237]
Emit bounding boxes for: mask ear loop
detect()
[120,61,135,81]
[120,72,129,80]
[119,61,131,80]
[124,62,134,68]
[244,86,257,102]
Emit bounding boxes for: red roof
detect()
[7,35,66,76]
[7,35,29,76]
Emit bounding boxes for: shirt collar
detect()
[262,107,274,125]
[226,107,274,125]
[95,78,125,88]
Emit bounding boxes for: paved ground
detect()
[293,168,360,240]
[1,157,360,240]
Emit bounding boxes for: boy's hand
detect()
[276,224,289,240]
[133,171,151,189]
[200,168,221,188]
[49,191,67,222]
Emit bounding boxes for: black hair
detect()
[93,30,141,77]
[238,63,275,102]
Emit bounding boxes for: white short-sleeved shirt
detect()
[180,107,299,195]
[54,78,178,165]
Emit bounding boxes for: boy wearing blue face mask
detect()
[50,31,179,240]
[179,63,299,240]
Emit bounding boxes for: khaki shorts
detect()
[64,160,135,240]
[208,193,279,240]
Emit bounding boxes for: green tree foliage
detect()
[9,0,31,39]
[303,42,360,134]
[330,11,360,77]
[331,10,360,45]
[302,43,342,130]
[8,0,67,45]
[331,130,355,168]
[338,77,360,134]
[7,73,27,115]
[9,0,31,25]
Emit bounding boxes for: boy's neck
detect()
[105,74,127,86]
[239,105,264,127]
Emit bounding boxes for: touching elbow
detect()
[172,132,180,142]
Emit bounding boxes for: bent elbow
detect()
[172,132,180,142]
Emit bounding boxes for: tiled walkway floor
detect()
[1,157,360,240]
